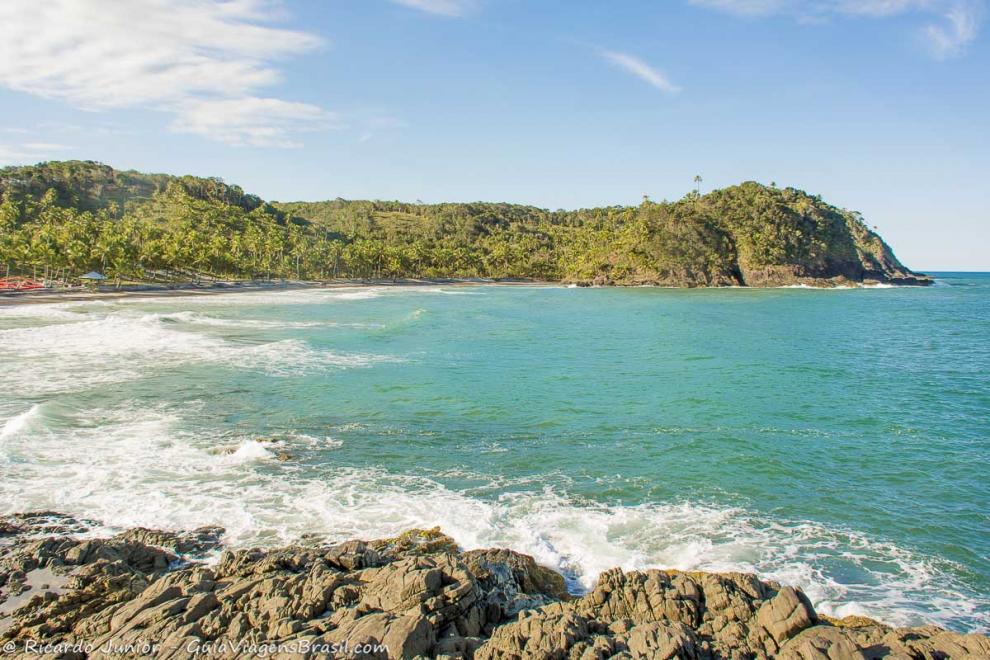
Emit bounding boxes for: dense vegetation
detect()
[0,160,925,286]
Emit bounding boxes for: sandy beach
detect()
[0,278,548,306]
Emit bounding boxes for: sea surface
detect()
[1,274,988,631]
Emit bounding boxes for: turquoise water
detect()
[1,275,988,631]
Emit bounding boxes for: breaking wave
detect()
[2,284,987,634]
[0,401,985,632]
[0,309,400,396]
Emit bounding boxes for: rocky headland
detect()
[1,161,932,291]
[1,513,985,659]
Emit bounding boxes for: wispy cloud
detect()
[924,0,983,57]
[171,98,340,148]
[689,0,985,58]
[356,116,410,143]
[0,141,72,165]
[599,50,681,94]
[390,0,474,17]
[0,0,333,147]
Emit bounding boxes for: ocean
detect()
[1,274,987,631]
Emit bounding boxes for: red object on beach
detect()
[0,277,46,290]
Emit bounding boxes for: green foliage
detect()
[0,161,916,285]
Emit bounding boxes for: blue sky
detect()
[0,0,987,270]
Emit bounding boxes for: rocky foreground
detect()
[1,514,986,659]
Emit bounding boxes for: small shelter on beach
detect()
[79,271,107,288]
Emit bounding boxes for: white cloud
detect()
[924,0,983,57]
[0,0,332,147]
[390,0,474,16]
[689,0,984,57]
[171,98,339,148]
[0,142,72,165]
[600,50,681,94]
[356,116,410,143]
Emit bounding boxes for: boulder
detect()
[2,519,987,660]
[756,586,817,645]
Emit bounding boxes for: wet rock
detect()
[0,521,23,537]
[462,548,569,602]
[1,511,98,538]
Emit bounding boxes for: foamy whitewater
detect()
[1,278,988,632]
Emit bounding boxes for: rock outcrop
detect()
[1,514,986,659]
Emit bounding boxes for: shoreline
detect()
[0,278,553,306]
[0,275,931,306]
[1,514,986,658]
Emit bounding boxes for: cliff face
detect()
[2,514,984,659]
[584,183,931,288]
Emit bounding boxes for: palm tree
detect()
[694,175,703,194]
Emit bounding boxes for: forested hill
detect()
[0,160,929,287]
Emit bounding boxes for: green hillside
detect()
[0,160,928,286]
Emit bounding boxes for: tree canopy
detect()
[0,160,925,286]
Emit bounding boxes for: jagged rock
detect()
[624,621,701,659]
[779,625,867,659]
[1,512,98,538]
[756,586,817,645]
[819,614,887,629]
[112,526,225,557]
[479,569,828,659]
[474,603,590,659]
[462,548,569,602]
[876,625,990,659]
[0,521,23,537]
[323,612,434,659]
[1,519,987,660]
[327,540,384,571]
[370,527,462,559]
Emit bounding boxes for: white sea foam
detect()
[777,282,910,290]
[0,310,399,396]
[111,287,388,307]
[285,432,343,448]
[437,289,485,295]
[0,404,43,441]
[223,440,275,464]
[148,311,328,329]
[334,290,383,300]
[0,302,89,322]
[0,401,984,632]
